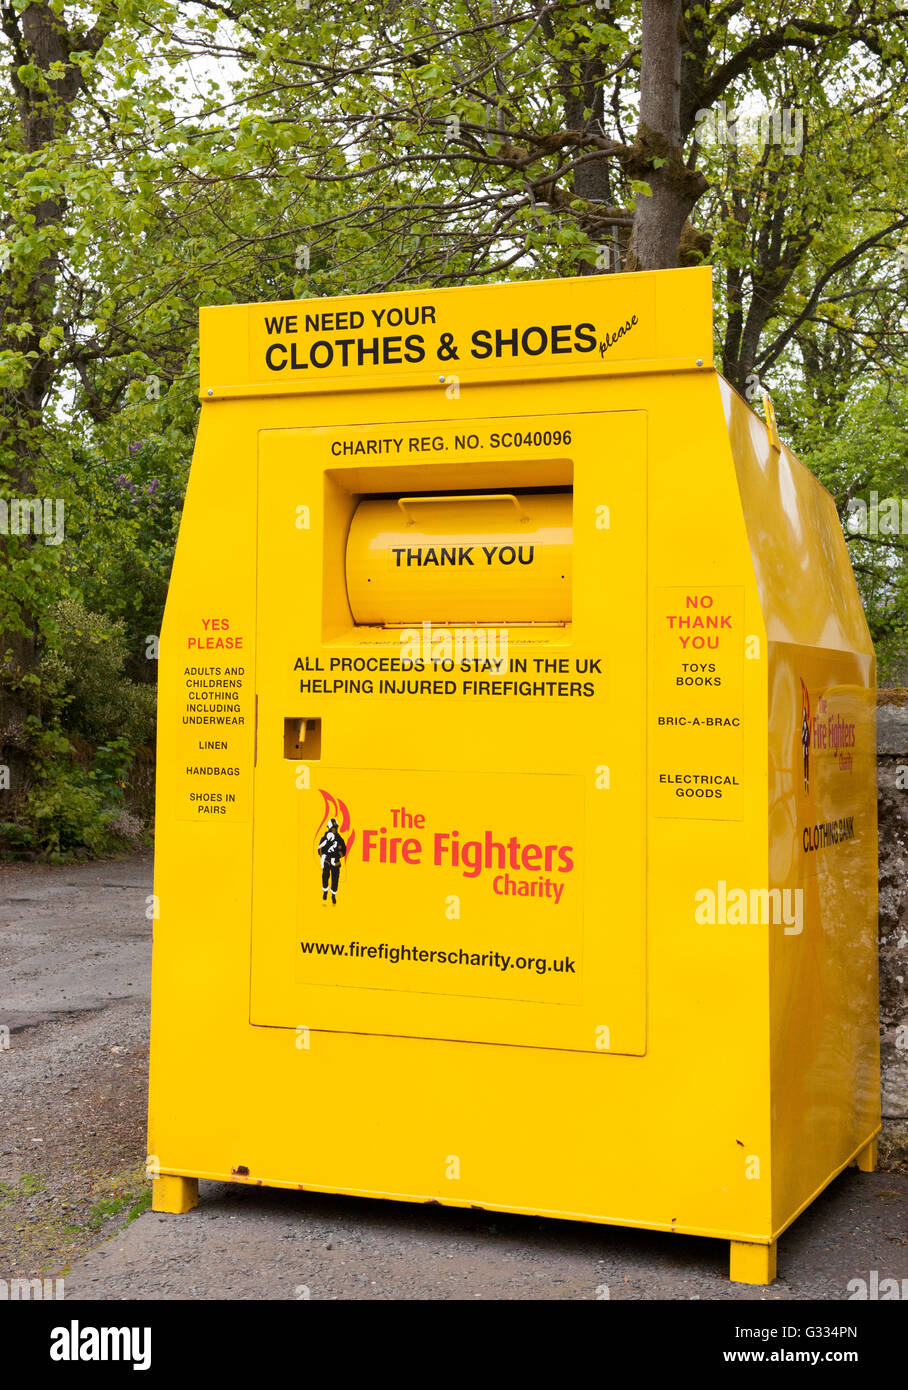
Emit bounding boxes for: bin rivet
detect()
[438,375,444,383]
[696,358,704,367]
[207,388,213,396]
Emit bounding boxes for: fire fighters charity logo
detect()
[800,678,811,793]
[316,790,355,906]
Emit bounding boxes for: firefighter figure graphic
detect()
[800,679,811,793]
[318,819,346,905]
[316,791,354,906]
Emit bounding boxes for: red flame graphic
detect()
[316,789,355,857]
[800,678,810,724]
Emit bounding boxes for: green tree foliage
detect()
[40,598,156,746]
[0,0,906,852]
[0,598,154,856]
[786,387,908,683]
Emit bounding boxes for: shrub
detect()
[40,599,155,748]
[0,726,141,861]
[0,600,157,859]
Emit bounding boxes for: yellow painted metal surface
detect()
[730,1239,777,1286]
[151,1175,198,1214]
[345,492,572,625]
[250,410,646,1057]
[149,267,879,1282]
[721,378,880,1239]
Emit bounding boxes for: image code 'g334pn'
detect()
[148,267,879,1285]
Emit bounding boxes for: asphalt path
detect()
[1,852,905,1300]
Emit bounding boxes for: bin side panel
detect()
[721,380,879,1237]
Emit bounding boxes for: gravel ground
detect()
[0,852,153,1280]
[1,851,906,1300]
[62,1168,908,1301]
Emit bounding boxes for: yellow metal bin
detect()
[148,267,879,1284]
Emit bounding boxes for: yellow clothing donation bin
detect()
[148,267,879,1285]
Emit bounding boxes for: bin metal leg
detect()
[729,1239,777,1286]
[152,1175,198,1214]
[854,1136,877,1173]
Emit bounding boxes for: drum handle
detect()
[396,494,529,524]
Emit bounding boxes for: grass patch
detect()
[84,1186,151,1230]
[0,1172,46,1202]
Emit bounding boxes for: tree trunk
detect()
[0,1,101,808]
[628,0,707,270]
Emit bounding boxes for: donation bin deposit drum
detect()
[149,267,879,1284]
